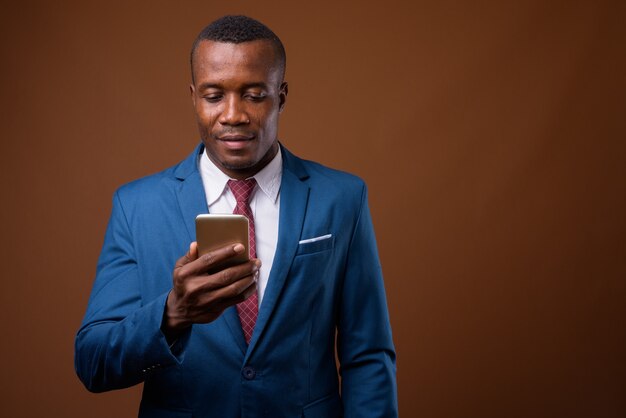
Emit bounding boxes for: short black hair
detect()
[190,15,286,83]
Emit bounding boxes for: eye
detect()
[203,94,223,103]
[245,92,267,102]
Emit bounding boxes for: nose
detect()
[219,95,249,126]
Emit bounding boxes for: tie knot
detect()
[227,178,257,204]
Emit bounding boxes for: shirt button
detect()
[242,366,256,380]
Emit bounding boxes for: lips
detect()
[216,134,255,150]
[217,135,254,141]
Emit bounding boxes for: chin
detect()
[220,157,258,171]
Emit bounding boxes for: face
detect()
[191,40,288,180]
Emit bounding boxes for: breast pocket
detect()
[296,234,335,256]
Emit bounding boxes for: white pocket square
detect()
[298,234,332,245]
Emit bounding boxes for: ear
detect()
[190,84,196,106]
[278,82,288,113]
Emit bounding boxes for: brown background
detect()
[1,0,625,417]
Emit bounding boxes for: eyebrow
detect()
[197,82,268,91]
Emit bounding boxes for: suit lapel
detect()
[174,144,248,352]
[223,307,248,355]
[175,171,207,242]
[246,146,310,357]
[174,144,208,242]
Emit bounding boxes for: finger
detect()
[199,271,257,305]
[202,280,258,313]
[180,243,248,278]
[189,241,198,260]
[174,241,200,269]
[205,259,261,289]
[185,280,258,324]
[184,259,260,297]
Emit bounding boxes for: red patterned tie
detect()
[227,178,258,344]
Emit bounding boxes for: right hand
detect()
[162,241,259,339]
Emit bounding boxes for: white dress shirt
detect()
[198,147,282,306]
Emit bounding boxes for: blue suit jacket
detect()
[75,144,397,418]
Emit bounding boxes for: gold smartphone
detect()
[195,214,249,273]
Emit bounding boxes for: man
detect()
[75,15,397,417]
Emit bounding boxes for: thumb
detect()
[188,241,198,261]
[175,242,199,269]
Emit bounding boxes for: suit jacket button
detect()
[242,366,256,380]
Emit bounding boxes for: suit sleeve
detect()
[74,190,189,393]
[337,184,398,417]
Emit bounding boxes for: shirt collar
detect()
[199,146,283,206]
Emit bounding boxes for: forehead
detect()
[192,40,281,86]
